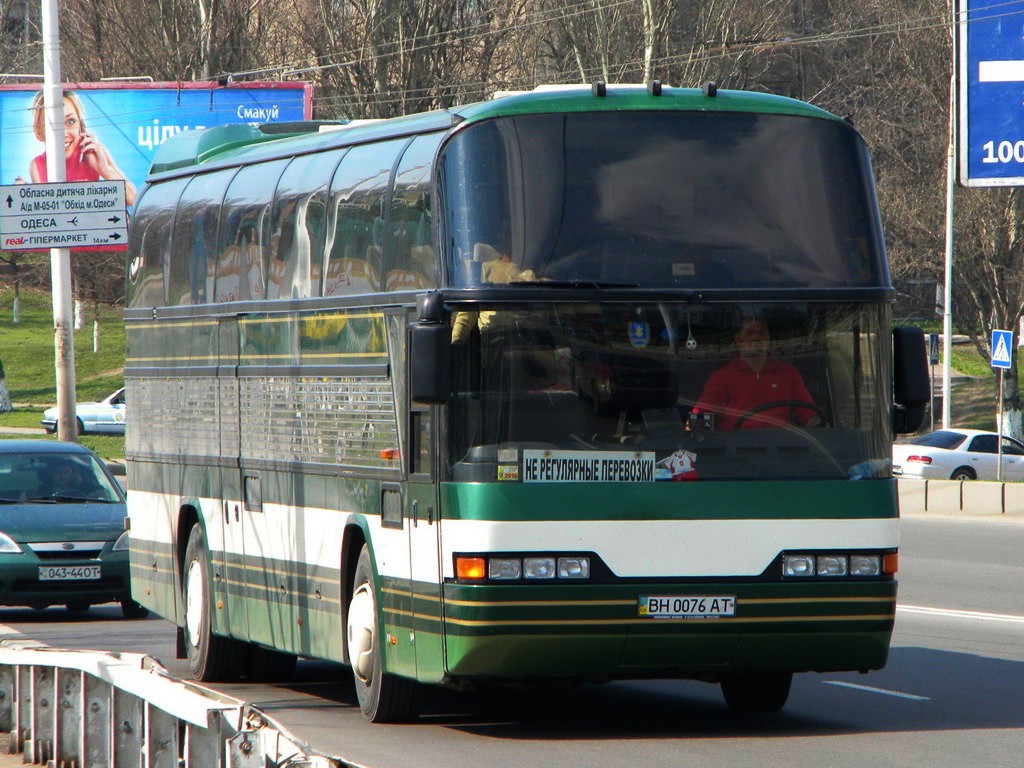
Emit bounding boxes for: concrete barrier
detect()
[898,478,1024,517]
[1002,482,1024,517]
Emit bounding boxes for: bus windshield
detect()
[441,111,886,290]
[448,301,891,482]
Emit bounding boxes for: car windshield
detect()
[911,431,967,450]
[0,453,122,503]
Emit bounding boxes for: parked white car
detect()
[892,428,1024,481]
[41,387,126,436]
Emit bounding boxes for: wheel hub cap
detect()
[347,583,375,682]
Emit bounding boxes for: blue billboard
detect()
[0,81,311,208]
[959,1,1024,186]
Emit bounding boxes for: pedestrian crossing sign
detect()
[991,329,1013,369]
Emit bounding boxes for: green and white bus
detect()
[125,82,929,722]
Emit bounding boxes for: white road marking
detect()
[823,681,930,701]
[898,604,1024,625]
[0,626,23,637]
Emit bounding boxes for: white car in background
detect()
[41,387,126,436]
[892,428,1024,481]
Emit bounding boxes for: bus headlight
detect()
[558,557,590,579]
[783,554,815,577]
[850,554,882,576]
[523,557,556,579]
[488,558,522,580]
[816,555,848,576]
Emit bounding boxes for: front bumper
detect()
[0,547,131,609]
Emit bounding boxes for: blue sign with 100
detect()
[959,1,1024,186]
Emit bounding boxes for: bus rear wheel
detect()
[721,672,793,713]
[183,523,245,681]
[347,544,421,722]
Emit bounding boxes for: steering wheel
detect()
[732,400,830,430]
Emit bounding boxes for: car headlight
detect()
[112,530,130,551]
[0,532,22,554]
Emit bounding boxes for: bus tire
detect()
[183,523,245,681]
[721,672,793,713]
[348,544,421,722]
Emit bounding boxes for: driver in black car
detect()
[691,317,821,430]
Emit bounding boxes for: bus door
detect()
[406,407,444,681]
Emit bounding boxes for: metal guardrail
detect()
[0,639,341,767]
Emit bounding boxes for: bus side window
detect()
[218,160,289,303]
[268,151,341,299]
[127,177,189,309]
[325,140,405,296]
[386,133,442,291]
[170,170,232,306]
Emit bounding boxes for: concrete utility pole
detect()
[41,0,77,442]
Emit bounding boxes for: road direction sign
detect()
[0,180,127,250]
[991,329,1014,369]
[958,1,1024,186]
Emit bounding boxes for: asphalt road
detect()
[1,515,1022,768]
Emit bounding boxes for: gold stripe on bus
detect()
[239,312,385,324]
[439,596,894,609]
[216,575,344,606]
[128,320,219,329]
[442,613,896,628]
[238,352,385,361]
[126,355,203,363]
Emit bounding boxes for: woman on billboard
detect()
[20,90,137,206]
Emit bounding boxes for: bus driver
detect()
[691,317,821,430]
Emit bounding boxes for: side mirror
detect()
[892,326,930,434]
[410,293,451,405]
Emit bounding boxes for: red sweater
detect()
[693,356,817,429]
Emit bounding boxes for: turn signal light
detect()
[883,552,899,574]
[456,557,487,580]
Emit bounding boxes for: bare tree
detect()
[59,0,298,82]
[288,0,533,119]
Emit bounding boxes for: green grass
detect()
[0,286,124,402]
[950,346,999,379]
[0,286,124,459]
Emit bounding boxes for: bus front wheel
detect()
[183,523,245,681]
[348,544,421,722]
[721,672,793,713]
